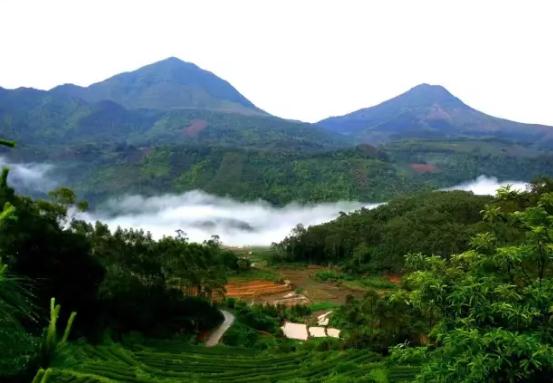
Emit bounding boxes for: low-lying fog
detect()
[0,157,530,246]
[79,176,529,246]
[0,156,57,193]
[442,175,528,195]
[78,192,377,246]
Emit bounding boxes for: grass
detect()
[360,276,397,290]
[308,301,340,312]
[228,267,282,283]
[313,269,349,283]
[43,339,418,383]
[340,276,397,291]
[313,269,396,292]
[227,247,284,283]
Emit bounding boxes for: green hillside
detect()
[40,340,417,383]
[8,138,553,205]
[5,143,419,204]
[3,145,553,382]
[0,90,345,151]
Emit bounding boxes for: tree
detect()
[391,189,553,382]
[0,182,104,336]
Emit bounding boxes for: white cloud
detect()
[78,175,530,246]
[78,190,380,246]
[443,175,529,196]
[0,156,57,193]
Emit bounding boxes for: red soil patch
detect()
[278,267,365,304]
[225,280,292,299]
[184,119,208,137]
[409,163,439,173]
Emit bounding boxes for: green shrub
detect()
[360,276,396,290]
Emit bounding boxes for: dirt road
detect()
[205,310,235,347]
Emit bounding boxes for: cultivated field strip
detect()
[47,341,418,382]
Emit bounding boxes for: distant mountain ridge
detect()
[50,57,266,115]
[319,83,553,147]
[0,58,345,151]
[2,60,553,148]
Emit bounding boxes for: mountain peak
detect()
[143,56,199,71]
[160,56,183,63]
[317,83,504,144]
[410,83,446,91]
[394,83,462,107]
[51,57,265,115]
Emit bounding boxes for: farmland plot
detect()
[42,340,418,382]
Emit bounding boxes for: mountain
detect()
[3,64,553,205]
[0,58,346,151]
[319,83,553,146]
[51,57,266,115]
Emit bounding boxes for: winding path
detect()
[205,310,235,347]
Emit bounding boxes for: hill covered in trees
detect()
[6,138,553,205]
[273,190,494,271]
[0,89,344,151]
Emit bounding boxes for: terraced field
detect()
[40,339,418,382]
[225,280,292,299]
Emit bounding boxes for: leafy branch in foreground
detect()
[0,138,15,148]
[40,297,77,367]
[29,298,77,383]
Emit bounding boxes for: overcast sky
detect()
[1,0,552,124]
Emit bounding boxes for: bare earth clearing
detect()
[225,265,366,306]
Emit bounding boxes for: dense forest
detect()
[273,190,494,271]
[6,138,553,206]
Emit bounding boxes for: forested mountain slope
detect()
[319,83,553,146]
[0,58,345,151]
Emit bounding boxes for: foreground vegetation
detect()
[39,339,417,383]
[331,180,553,381]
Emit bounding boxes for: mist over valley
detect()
[0,156,532,246]
[77,176,527,246]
